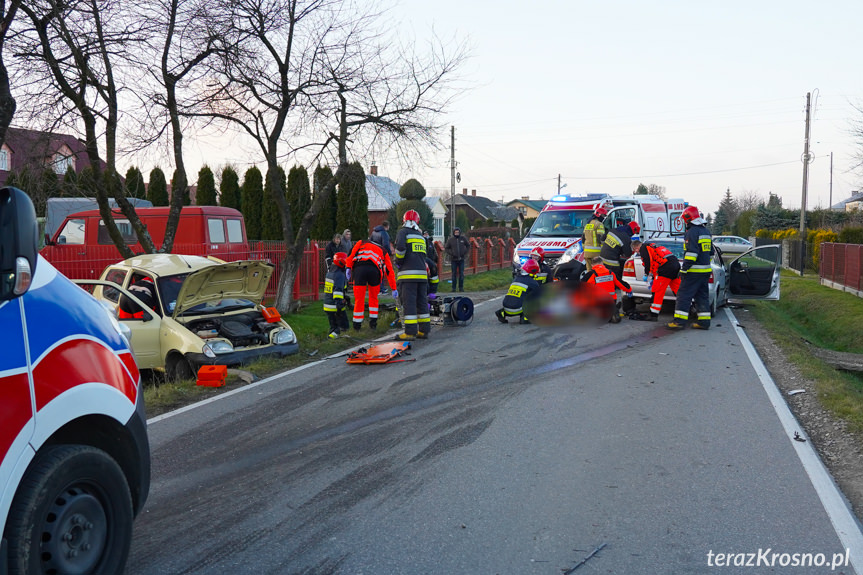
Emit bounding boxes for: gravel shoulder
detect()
[733,304,863,523]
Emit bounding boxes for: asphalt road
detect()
[128,299,859,574]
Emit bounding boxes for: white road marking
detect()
[728,306,863,574]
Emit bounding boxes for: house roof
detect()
[1,126,96,175]
[832,191,863,210]
[506,198,548,212]
[456,193,519,222]
[366,174,401,210]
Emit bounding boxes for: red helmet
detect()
[333,252,348,268]
[594,206,608,218]
[522,259,540,275]
[403,209,420,223]
[681,205,701,224]
[530,247,545,260]
[628,221,641,235]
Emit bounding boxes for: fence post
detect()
[484,239,493,271]
[469,238,479,275]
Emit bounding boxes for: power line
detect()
[563,157,829,181]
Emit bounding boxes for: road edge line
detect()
[727,306,863,573]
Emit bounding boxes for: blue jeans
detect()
[451,259,465,290]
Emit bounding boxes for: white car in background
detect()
[623,238,781,317]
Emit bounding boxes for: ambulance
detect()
[512,193,688,277]
[1,187,150,575]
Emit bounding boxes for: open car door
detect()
[727,245,781,300]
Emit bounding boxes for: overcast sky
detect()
[367,0,863,216]
[179,0,863,217]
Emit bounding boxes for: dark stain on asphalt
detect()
[409,419,494,464]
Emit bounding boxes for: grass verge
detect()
[746,269,863,433]
[143,268,513,416]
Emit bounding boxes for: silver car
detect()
[623,238,781,317]
[713,235,753,255]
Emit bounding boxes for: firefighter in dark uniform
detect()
[631,238,681,322]
[599,220,641,282]
[394,209,430,340]
[529,247,552,284]
[495,259,541,324]
[668,205,713,330]
[323,252,350,338]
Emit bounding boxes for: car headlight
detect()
[273,328,296,345]
[203,341,234,358]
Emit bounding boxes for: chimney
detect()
[471,189,476,197]
[462,188,467,194]
[370,163,378,176]
[521,196,528,201]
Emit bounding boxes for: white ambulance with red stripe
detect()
[512,193,687,277]
[1,187,149,575]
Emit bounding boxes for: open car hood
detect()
[172,260,273,318]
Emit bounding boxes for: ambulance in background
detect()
[1,187,150,575]
[512,193,688,277]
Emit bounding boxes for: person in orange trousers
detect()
[631,239,681,321]
[346,234,397,330]
[581,256,632,323]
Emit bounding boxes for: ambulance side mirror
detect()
[0,186,39,302]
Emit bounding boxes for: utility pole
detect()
[557,174,561,194]
[450,126,456,237]
[799,91,813,275]
[829,151,833,210]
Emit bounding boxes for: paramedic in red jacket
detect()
[631,238,681,322]
[346,235,397,330]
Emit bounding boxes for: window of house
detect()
[58,219,86,245]
[0,148,9,171]
[97,219,137,245]
[226,219,244,243]
[434,217,443,239]
[52,153,75,175]
[208,218,226,243]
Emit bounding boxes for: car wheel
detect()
[6,445,133,575]
[166,353,195,381]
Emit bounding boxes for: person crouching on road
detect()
[323,252,350,338]
[346,233,397,331]
[581,256,632,323]
[631,238,681,322]
[496,259,542,324]
[529,247,552,284]
[668,205,713,330]
[394,209,430,340]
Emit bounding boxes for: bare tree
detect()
[133,0,229,252]
[647,183,667,200]
[0,0,22,146]
[202,0,468,311]
[735,189,763,212]
[16,0,156,257]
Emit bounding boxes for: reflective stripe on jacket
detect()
[395,226,429,283]
[682,224,713,273]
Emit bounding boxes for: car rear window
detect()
[652,240,686,259]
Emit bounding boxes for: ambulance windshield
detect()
[528,210,593,238]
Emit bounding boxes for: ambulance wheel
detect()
[166,353,195,381]
[6,444,133,575]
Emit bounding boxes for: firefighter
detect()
[582,206,607,270]
[394,209,430,340]
[631,239,681,321]
[668,205,713,330]
[495,259,541,324]
[346,232,397,331]
[323,252,350,338]
[529,246,552,284]
[582,256,632,323]
[599,220,641,283]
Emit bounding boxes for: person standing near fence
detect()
[445,227,470,292]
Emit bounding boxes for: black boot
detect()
[353,321,362,331]
[369,318,377,329]
[495,309,507,324]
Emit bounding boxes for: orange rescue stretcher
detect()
[346,341,414,364]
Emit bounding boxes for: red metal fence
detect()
[820,243,863,294]
[42,242,321,302]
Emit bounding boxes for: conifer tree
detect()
[195,165,217,206]
[311,164,336,240]
[395,178,434,232]
[286,165,311,236]
[241,166,264,240]
[61,166,78,197]
[219,165,241,209]
[260,166,286,240]
[124,166,146,200]
[147,167,168,206]
[336,162,368,239]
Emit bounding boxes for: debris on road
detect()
[788,389,806,396]
[564,542,608,573]
[794,431,807,442]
